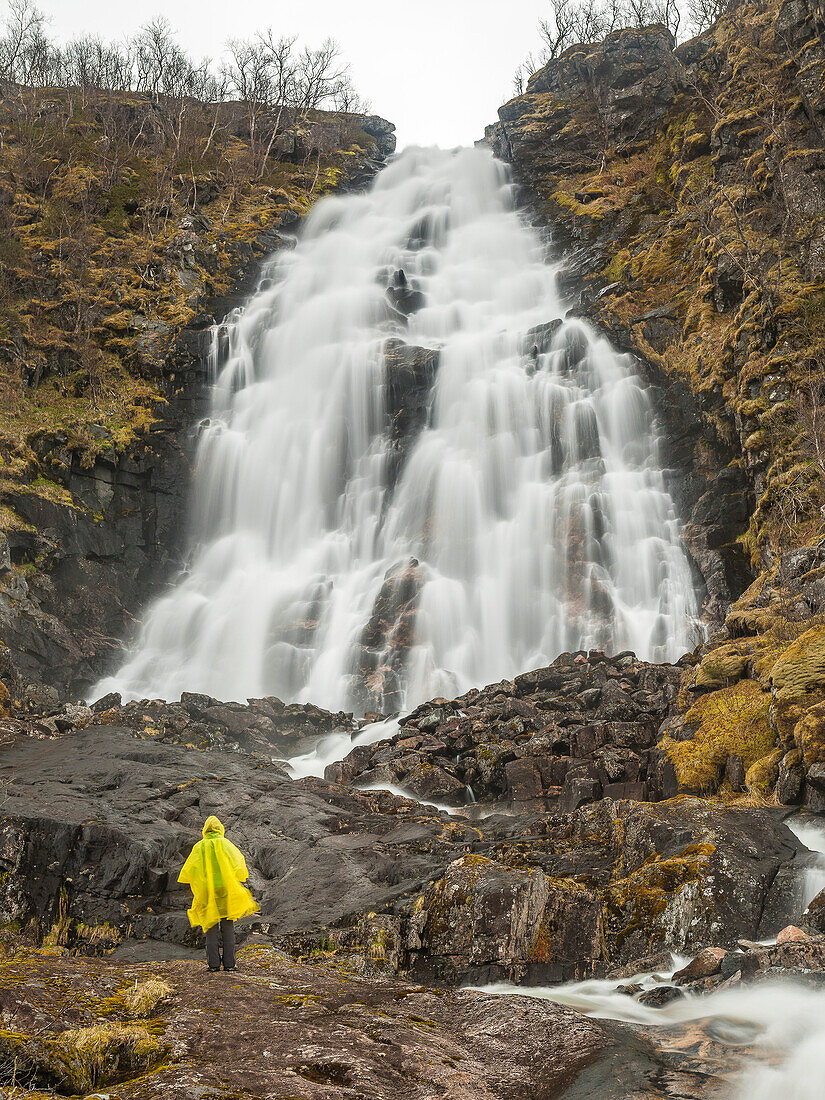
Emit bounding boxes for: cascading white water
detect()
[477,967,825,1099]
[97,146,700,711]
[786,817,825,910]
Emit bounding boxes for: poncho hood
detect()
[202,815,225,837]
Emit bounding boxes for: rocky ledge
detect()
[0,686,808,985]
[328,648,689,810]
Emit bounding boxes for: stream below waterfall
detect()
[97,145,700,713]
[476,967,825,1099]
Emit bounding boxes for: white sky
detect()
[47,0,549,148]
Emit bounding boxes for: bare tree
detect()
[223,37,276,172]
[0,0,57,86]
[332,74,370,115]
[518,0,687,86]
[513,51,542,95]
[687,0,732,32]
[538,0,612,59]
[294,39,348,114]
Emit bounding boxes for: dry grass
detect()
[121,978,172,1019]
[55,1022,163,1089]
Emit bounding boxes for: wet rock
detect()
[351,557,424,714]
[777,754,804,805]
[720,951,761,980]
[0,724,461,945]
[801,888,825,935]
[672,947,727,984]
[386,269,426,316]
[725,754,746,792]
[776,924,810,944]
[410,855,552,982]
[606,949,675,979]
[86,692,357,758]
[334,649,685,810]
[0,705,806,985]
[637,985,685,1007]
[54,703,93,731]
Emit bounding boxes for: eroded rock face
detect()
[327,648,689,811]
[383,337,440,486]
[350,558,425,716]
[0,382,204,698]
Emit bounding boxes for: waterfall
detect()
[97,146,700,712]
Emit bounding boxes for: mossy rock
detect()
[693,644,752,690]
[662,680,775,793]
[770,625,825,741]
[745,748,784,795]
[0,679,11,718]
[771,624,825,696]
[793,701,825,766]
[602,844,715,957]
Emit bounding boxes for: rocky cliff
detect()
[3,8,825,1094]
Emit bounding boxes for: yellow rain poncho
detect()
[178,816,259,933]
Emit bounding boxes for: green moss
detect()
[603,843,715,954]
[745,748,784,794]
[0,88,373,509]
[661,680,775,793]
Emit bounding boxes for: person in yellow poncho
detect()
[178,816,259,971]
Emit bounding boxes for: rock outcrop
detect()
[657,545,825,804]
[327,648,688,810]
[0,688,803,982]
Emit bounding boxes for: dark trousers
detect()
[205,919,235,969]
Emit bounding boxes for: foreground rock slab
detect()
[0,943,732,1099]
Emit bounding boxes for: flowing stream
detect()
[98,146,700,712]
[786,816,825,909]
[476,969,825,1099]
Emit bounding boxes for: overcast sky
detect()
[48,0,548,148]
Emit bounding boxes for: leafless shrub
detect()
[687,0,734,32]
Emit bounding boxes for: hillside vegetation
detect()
[0,8,388,512]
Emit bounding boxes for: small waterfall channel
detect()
[98,146,700,713]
